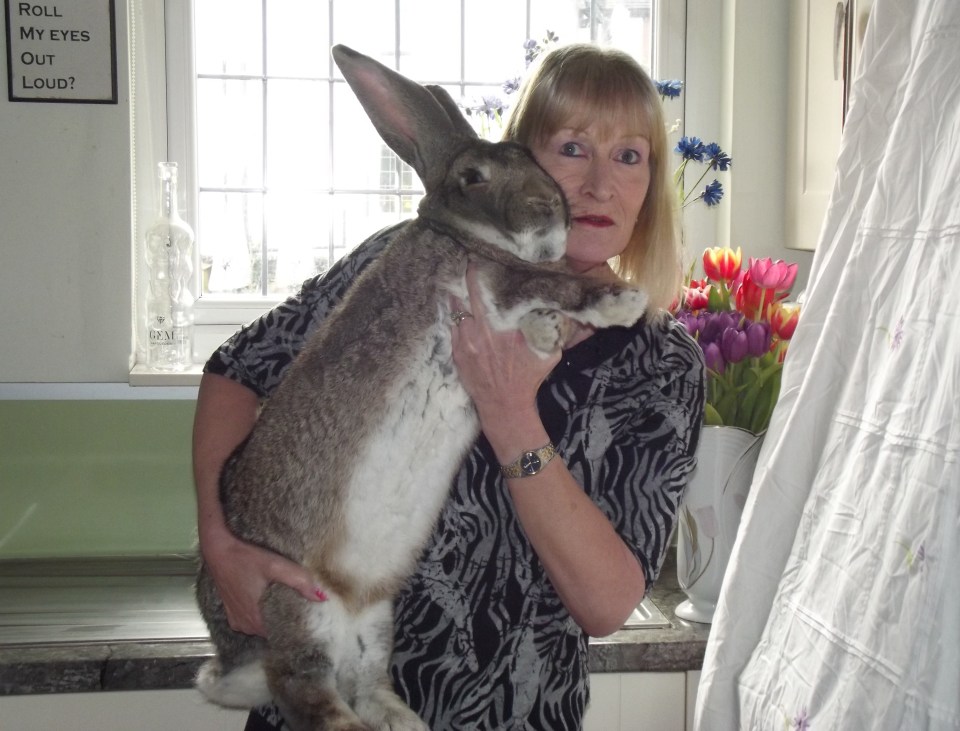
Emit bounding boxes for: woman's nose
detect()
[580,157,614,200]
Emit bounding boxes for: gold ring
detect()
[450,310,472,325]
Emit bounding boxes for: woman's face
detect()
[531,120,651,275]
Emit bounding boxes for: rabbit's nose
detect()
[528,195,564,218]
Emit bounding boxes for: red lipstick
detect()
[573,215,614,227]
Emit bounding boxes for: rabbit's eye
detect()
[459,166,489,188]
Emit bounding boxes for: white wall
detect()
[0,1,133,383]
[686,0,815,293]
[0,0,814,386]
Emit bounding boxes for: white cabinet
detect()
[585,672,687,731]
[786,0,874,251]
[0,689,249,731]
[686,671,701,731]
[3,673,703,730]
[785,0,846,251]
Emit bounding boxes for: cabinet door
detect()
[585,672,686,731]
[0,690,249,731]
[584,672,622,731]
[686,671,701,731]
[785,0,846,251]
[786,0,874,251]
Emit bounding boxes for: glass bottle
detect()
[144,162,196,370]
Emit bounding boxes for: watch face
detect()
[520,451,542,475]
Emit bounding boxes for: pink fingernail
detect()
[315,589,328,601]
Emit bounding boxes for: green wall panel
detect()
[0,401,197,558]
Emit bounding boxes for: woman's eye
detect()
[560,142,583,157]
[618,149,643,165]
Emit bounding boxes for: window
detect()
[146,0,684,370]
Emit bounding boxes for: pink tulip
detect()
[702,246,742,282]
[683,279,711,309]
[747,257,798,292]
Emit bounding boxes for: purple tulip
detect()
[699,313,726,344]
[720,327,749,363]
[703,341,726,374]
[676,310,699,336]
[745,321,771,357]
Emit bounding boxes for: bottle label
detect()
[149,328,175,342]
[149,314,174,343]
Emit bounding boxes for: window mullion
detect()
[260,0,269,296]
[170,0,674,331]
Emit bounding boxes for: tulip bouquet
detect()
[675,247,801,434]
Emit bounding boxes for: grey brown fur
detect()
[195,45,648,731]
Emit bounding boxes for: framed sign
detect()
[5,0,118,103]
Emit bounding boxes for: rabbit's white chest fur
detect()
[332,318,476,587]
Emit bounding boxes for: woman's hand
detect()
[201,528,325,637]
[450,266,561,426]
[449,268,645,637]
[194,373,326,638]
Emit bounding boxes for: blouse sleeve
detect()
[203,222,405,399]
[589,318,706,591]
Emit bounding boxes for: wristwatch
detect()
[500,443,558,479]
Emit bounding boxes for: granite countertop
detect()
[0,551,710,696]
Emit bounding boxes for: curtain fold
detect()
[695,0,960,727]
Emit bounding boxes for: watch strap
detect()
[500,443,558,479]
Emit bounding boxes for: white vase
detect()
[675,425,764,624]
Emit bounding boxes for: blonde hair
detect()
[502,44,681,312]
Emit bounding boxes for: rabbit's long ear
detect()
[332,45,476,191]
[425,85,479,139]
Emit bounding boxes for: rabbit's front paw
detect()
[519,309,574,355]
[357,688,429,731]
[591,287,648,328]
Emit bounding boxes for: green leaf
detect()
[749,368,783,434]
[704,402,724,425]
[707,285,725,311]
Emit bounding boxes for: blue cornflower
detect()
[524,39,541,65]
[477,96,505,120]
[524,32,559,67]
[703,142,732,171]
[675,136,705,161]
[502,77,521,95]
[702,180,724,206]
[655,79,683,99]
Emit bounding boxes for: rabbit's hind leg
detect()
[261,584,367,731]
[195,562,271,708]
[352,599,428,731]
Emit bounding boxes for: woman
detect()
[193,43,705,729]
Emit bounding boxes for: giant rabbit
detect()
[196,44,649,731]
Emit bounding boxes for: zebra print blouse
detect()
[205,223,705,730]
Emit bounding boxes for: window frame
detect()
[133,0,689,382]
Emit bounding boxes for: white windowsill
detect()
[129,364,204,387]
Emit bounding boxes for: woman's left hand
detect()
[450,266,646,637]
[450,265,561,425]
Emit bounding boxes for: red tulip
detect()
[747,257,798,293]
[734,272,776,321]
[770,302,801,340]
[703,246,742,282]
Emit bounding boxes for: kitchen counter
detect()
[0,551,710,696]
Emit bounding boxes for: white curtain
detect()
[695,0,960,728]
